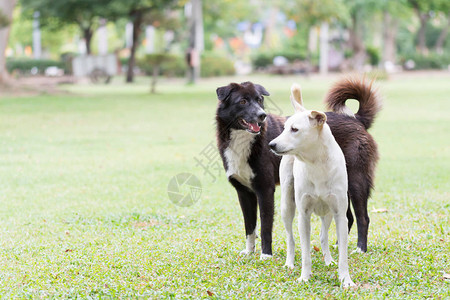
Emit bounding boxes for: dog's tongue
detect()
[248,122,260,133]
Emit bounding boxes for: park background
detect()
[0,0,449,298]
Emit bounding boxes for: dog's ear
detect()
[309,111,327,127]
[290,83,306,112]
[254,84,270,96]
[216,83,239,101]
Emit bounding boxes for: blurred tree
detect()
[287,0,348,71]
[9,7,79,58]
[434,9,450,53]
[202,0,258,50]
[0,0,16,85]
[106,0,177,83]
[378,0,411,68]
[407,0,450,54]
[20,0,111,55]
[342,0,382,70]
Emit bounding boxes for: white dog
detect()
[269,84,355,288]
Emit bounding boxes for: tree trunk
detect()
[349,12,365,71]
[319,22,329,75]
[150,64,159,93]
[83,26,93,55]
[263,6,278,50]
[417,12,430,54]
[435,13,450,54]
[126,11,143,83]
[382,11,398,69]
[0,0,16,86]
[186,0,203,84]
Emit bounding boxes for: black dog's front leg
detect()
[229,178,258,255]
[254,186,275,257]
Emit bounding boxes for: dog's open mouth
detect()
[239,119,261,134]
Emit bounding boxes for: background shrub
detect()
[251,50,307,69]
[401,52,450,69]
[200,54,235,77]
[138,54,186,77]
[6,58,66,75]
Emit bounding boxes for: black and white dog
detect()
[215,79,380,258]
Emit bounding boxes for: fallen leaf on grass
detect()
[133,220,160,229]
[207,290,214,296]
[65,249,73,253]
[371,208,388,213]
[443,272,450,280]
[313,246,320,252]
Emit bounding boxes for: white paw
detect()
[284,262,294,269]
[260,253,273,260]
[298,273,311,283]
[239,249,254,256]
[324,257,336,266]
[340,275,356,288]
[352,247,365,254]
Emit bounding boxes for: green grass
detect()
[0,73,449,298]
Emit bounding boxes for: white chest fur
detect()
[224,129,256,189]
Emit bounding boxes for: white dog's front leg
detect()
[320,214,335,266]
[280,155,296,269]
[298,211,312,282]
[281,191,296,269]
[335,214,355,287]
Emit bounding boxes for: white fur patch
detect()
[224,129,255,189]
[240,230,256,255]
[337,105,355,118]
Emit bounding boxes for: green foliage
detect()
[200,54,235,77]
[416,21,446,49]
[290,0,349,25]
[401,52,450,69]
[106,0,179,20]
[20,0,110,29]
[366,46,380,66]
[251,50,307,69]
[252,52,273,69]
[138,54,186,77]
[6,58,66,75]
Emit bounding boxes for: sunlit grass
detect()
[0,73,449,297]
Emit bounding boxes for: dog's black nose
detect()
[268,141,276,150]
[258,112,267,122]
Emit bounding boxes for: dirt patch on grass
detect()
[0,75,76,97]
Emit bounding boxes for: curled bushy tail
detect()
[325,77,382,129]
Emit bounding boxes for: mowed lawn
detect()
[0,73,449,298]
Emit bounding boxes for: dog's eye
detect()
[240,99,247,105]
[257,98,263,104]
[291,127,298,133]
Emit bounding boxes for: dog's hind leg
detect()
[281,185,296,267]
[280,155,296,268]
[349,178,370,253]
[346,193,354,233]
[231,179,258,256]
[320,214,335,266]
